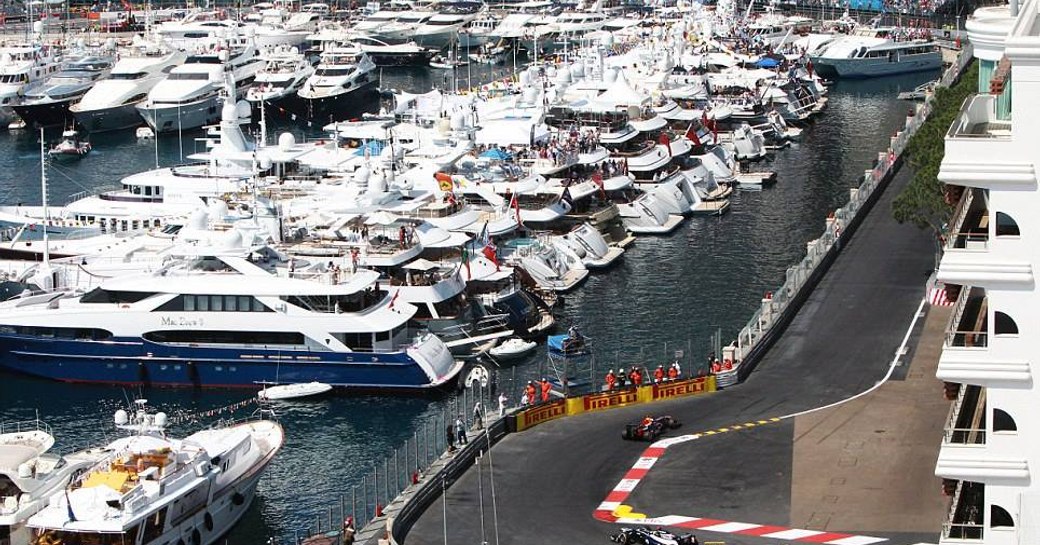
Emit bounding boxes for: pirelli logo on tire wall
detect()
[582,389,640,412]
[516,399,567,431]
[646,377,713,401]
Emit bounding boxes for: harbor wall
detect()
[721,44,976,386]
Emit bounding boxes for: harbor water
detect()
[0,68,937,545]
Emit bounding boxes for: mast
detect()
[39,128,50,270]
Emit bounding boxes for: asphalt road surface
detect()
[404,165,936,545]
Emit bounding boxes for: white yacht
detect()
[459,14,498,49]
[809,27,942,79]
[0,44,63,129]
[553,223,624,269]
[71,47,187,133]
[412,12,477,49]
[0,421,106,545]
[551,11,606,45]
[297,45,377,116]
[245,46,314,103]
[137,39,264,133]
[27,402,283,545]
[157,11,314,51]
[370,11,435,44]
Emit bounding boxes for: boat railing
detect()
[0,418,52,436]
[66,184,121,204]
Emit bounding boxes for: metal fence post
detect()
[384,458,390,508]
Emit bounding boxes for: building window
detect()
[995,212,1020,237]
[993,409,1017,433]
[991,505,1014,528]
[994,311,1018,335]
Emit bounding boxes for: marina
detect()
[0,0,974,544]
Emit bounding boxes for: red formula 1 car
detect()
[622,415,682,441]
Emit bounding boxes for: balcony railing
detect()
[945,330,988,348]
[946,232,989,251]
[943,522,985,541]
[947,94,1012,140]
[944,427,987,445]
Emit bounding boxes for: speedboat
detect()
[71,45,187,133]
[27,401,284,545]
[297,45,377,116]
[137,38,263,133]
[0,44,63,129]
[47,129,91,158]
[0,421,107,545]
[12,55,116,128]
[245,45,315,104]
[0,249,464,390]
[258,381,333,400]
[488,337,536,360]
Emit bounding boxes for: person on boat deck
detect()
[455,416,467,445]
[654,365,665,383]
[540,378,551,403]
[605,369,616,390]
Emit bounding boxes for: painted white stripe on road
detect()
[598,502,620,511]
[614,479,640,492]
[762,529,826,540]
[698,522,763,533]
[642,515,698,526]
[825,536,890,545]
[633,456,659,469]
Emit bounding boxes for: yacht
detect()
[370,11,435,45]
[12,55,116,128]
[70,47,187,133]
[809,27,942,79]
[551,11,606,45]
[0,44,63,129]
[412,12,477,50]
[137,39,264,133]
[297,45,377,117]
[157,11,313,51]
[27,401,283,545]
[0,250,463,389]
[0,421,106,545]
[245,46,314,104]
[459,14,498,49]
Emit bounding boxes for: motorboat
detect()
[551,11,607,44]
[297,45,377,117]
[70,45,187,133]
[0,420,107,545]
[257,381,333,400]
[156,11,315,51]
[355,39,435,67]
[137,38,263,133]
[27,401,284,545]
[0,247,464,389]
[47,130,91,158]
[459,14,498,49]
[412,12,478,50]
[245,45,315,104]
[12,55,116,128]
[553,223,624,269]
[0,44,63,129]
[488,337,537,360]
[809,27,942,79]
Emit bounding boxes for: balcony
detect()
[940,481,985,544]
[944,287,988,350]
[947,94,1011,140]
[945,187,989,252]
[943,384,986,446]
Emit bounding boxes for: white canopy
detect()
[403,258,440,271]
[590,70,647,110]
[365,211,402,226]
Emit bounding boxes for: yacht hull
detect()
[72,103,145,133]
[0,335,460,390]
[137,95,223,133]
[299,79,379,121]
[12,99,76,128]
[810,52,942,79]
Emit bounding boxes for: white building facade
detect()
[934,0,1040,543]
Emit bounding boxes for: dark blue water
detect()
[0,69,936,545]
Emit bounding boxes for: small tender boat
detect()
[258,381,334,400]
[135,126,155,140]
[429,55,468,70]
[47,130,91,158]
[489,337,537,360]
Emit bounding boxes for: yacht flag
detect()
[510,192,522,227]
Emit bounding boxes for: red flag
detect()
[482,242,499,271]
[510,193,522,227]
[658,132,671,157]
[685,123,701,147]
[388,289,400,310]
[592,170,606,198]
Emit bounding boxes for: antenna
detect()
[39,128,50,269]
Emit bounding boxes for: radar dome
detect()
[208,199,229,219]
[355,165,371,184]
[189,209,209,230]
[278,132,296,149]
[218,48,230,62]
[259,156,273,170]
[367,169,386,194]
[601,33,614,48]
[219,230,243,249]
[18,463,32,479]
[570,63,584,78]
[114,409,129,425]
[222,103,237,122]
[236,100,251,120]
[154,412,168,427]
[603,67,618,83]
[626,105,640,119]
[450,111,465,131]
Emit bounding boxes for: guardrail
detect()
[727,44,975,383]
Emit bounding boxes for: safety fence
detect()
[725,44,975,384]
